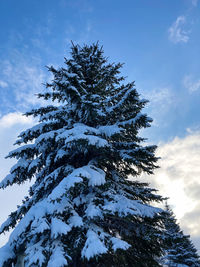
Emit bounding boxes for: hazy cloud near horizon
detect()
[0,113,34,247]
[141,132,200,252]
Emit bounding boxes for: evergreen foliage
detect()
[162,203,200,267]
[0,43,173,266]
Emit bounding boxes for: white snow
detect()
[0,217,12,233]
[10,158,29,173]
[65,72,77,78]
[110,237,131,251]
[48,174,83,201]
[103,195,161,218]
[35,130,56,144]
[51,218,71,238]
[83,165,106,187]
[117,113,143,127]
[7,144,35,158]
[85,203,102,219]
[6,196,74,248]
[68,214,83,228]
[25,241,45,266]
[56,123,108,148]
[47,244,69,267]
[16,121,59,144]
[69,85,81,96]
[66,133,108,147]
[31,166,64,198]
[54,149,66,161]
[98,124,122,137]
[31,217,50,234]
[9,201,46,243]
[106,87,135,112]
[0,173,15,188]
[0,244,14,266]
[56,124,97,140]
[49,164,106,201]
[39,108,66,122]
[81,230,107,260]
[19,122,46,137]
[28,158,40,172]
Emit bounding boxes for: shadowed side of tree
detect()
[161,203,200,267]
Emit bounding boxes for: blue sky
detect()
[0,0,200,141]
[0,0,200,252]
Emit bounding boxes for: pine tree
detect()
[0,43,166,267]
[162,204,200,267]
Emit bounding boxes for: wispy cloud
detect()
[183,74,200,92]
[192,0,198,7]
[0,52,51,112]
[142,87,174,127]
[168,16,189,44]
[61,0,93,13]
[65,21,93,46]
[147,87,173,107]
[0,81,8,88]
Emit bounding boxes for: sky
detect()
[0,0,200,253]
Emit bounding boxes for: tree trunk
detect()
[15,254,25,267]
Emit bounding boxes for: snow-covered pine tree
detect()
[0,43,166,267]
[162,204,200,267]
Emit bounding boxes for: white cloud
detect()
[147,87,173,107]
[168,16,189,44]
[142,87,174,127]
[140,132,200,251]
[65,21,92,46]
[186,126,200,134]
[0,112,35,248]
[0,80,8,88]
[192,0,198,7]
[3,59,47,106]
[183,74,200,92]
[0,112,35,128]
[182,206,200,237]
[0,52,51,112]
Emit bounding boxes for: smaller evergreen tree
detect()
[162,203,200,267]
